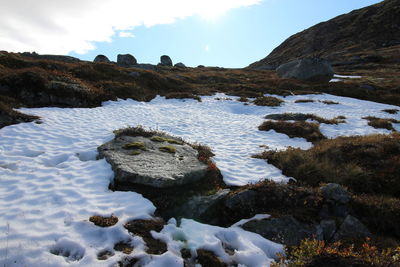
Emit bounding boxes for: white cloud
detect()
[0,0,261,55]
[205,45,210,52]
[118,31,135,38]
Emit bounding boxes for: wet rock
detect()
[333,215,371,241]
[241,215,323,246]
[276,57,334,83]
[321,183,351,204]
[117,54,137,67]
[98,135,208,188]
[94,54,110,63]
[160,55,173,66]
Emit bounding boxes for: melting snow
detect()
[0,93,399,266]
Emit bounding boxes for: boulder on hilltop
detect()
[159,55,173,66]
[117,54,137,67]
[93,55,110,63]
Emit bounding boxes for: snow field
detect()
[0,93,399,266]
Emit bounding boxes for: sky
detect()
[0,0,383,68]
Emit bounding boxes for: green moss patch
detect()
[130,151,141,156]
[150,135,183,145]
[122,141,146,150]
[159,145,176,153]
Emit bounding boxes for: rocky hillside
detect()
[249,0,400,70]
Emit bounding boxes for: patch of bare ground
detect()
[89,215,118,227]
[265,113,346,124]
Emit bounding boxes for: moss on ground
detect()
[150,135,183,145]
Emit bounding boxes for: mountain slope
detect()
[249,0,400,69]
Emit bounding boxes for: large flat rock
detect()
[98,135,208,188]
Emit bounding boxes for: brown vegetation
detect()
[253,96,284,106]
[363,116,399,131]
[89,215,118,227]
[265,113,346,124]
[258,120,326,143]
[256,133,400,197]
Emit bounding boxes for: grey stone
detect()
[320,219,337,241]
[160,55,173,66]
[174,62,186,68]
[276,57,334,83]
[224,190,257,210]
[333,215,371,241]
[97,135,208,188]
[117,54,137,67]
[242,215,323,246]
[94,55,110,63]
[321,183,351,204]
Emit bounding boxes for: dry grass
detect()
[265,113,346,124]
[382,109,399,114]
[363,116,399,131]
[258,120,326,143]
[294,99,315,103]
[256,133,400,197]
[253,96,284,106]
[89,215,118,227]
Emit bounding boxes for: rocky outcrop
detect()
[174,62,186,68]
[117,54,137,67]
[97,134,209,188]
[94,55,110,63]
[276,57,334,83]
[160,55,173,66]
[249,0,400,69]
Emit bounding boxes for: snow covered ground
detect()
[0,93,399,266]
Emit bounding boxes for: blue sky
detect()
[1,0,382,68]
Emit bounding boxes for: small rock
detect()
[117,54,137,67]
[276,57,334,83]
[93,54,110,63]
[321,183,351,204]
[174,62,186,68]
[160,55,173,66]
[333,215,371,241]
